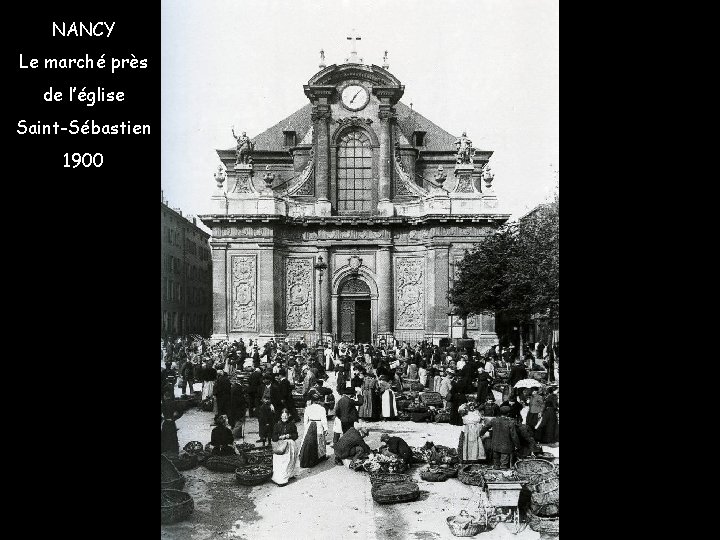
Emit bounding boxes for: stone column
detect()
[377,104,395,216]
[316,248,331,342]
[434,245,451,334]
[257,244,276,338]
[312,104,332,216]
[210,242,228,341]
[377,245,393,336]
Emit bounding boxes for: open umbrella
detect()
[514,378,544,389]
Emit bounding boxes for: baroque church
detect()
[200,42,509,349]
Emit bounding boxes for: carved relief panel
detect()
[395,257,424,330]
[231,255,257,331]
[285,257,314,330]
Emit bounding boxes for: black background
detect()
[8,1,158,530]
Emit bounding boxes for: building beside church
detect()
[161,195,213,337]
[200,47,510,348]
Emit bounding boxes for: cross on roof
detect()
[346,28,362,63]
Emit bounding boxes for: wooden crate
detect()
[486,482,522,507]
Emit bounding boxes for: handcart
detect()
[479,470,524,534]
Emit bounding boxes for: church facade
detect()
[200,55,509,348]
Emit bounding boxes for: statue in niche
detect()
[231,126,254,164]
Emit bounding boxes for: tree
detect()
[449,192,559,353]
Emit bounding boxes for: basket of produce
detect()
[436,463,460,478]
[446,509,486,537]
[200,397,214,411]
[527,510,559,536]
[397,411,411,421]
[234,442,257,453]
[167,452,198,471]
[458,464,486,487]
[161,489,194,524]
[396,398,412,411]
[235,464,272,486]
[419,392,443,407]
[482,469,518,483]
[411,448,428,463]
[529,475,559,506]
[161,454,186,490]
[183,441,204,455]
[204,454,248,473]
[410,382,425,391]
[420,468,449,482]
[371,480,420,505]
[244,447,273,465]
[434,410,451,423]
[369,472,413,488]
[514,459,555,484]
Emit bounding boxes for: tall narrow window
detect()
[337,130,372,213]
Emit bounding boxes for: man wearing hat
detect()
[334,426,372,465]
[478,406,520,469]
[508,359,528,398]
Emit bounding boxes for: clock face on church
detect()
[341,84,370,111]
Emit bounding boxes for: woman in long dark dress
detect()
[228,383,247,440]
[299,392,328,468]
[161,385,183,455]
[256,375,276,447]
[534,389,559,444]
[449,378,468,426]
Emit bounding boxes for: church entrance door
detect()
[354,300,371,343]
[338,277,372,344]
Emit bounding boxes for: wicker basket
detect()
[535,452,556,463]
[436,463,460,478]
[420,468,449,482]
[369,472,413,488]
[527,510,559,535]
[168,452,198,471]
[446,510,486,537]
[161,454,186,490]
[244,447,273,465]
[530,475,559,506]
[371,481,420,504]
[458,464,486,487]
[531,500,559,516]
[161,489,194,524]
[234,442,257,453]
[235,465,272,486]
[434,411,451,423]
[183,441,204,455]
[514,459,555,484]
[397,411,411,421]
[204,454,248,473]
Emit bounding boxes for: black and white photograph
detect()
[160,1,558,538]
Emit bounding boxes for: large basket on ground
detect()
[527,510,559,536]
[419,392,443,407]
[161,489,194,524]
[235,465,272,486]
[458,464,486,487]
[397,411,411,421]
[434,410,450,423]
[204,454,248,473]
[446,510,486,537]
[161,454,186,490]
[535,452,556,463]
[436,463,460,478]
[530,475,559,506]
[369,472,413,488]
[420,468,449,482]
[167,452,198,471]
[371,481,420,504]
[514,459,555,485]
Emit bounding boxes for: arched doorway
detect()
[338,277,372,343]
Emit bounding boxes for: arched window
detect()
[337,130,372,213]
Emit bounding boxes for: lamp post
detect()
[314,255,328,345]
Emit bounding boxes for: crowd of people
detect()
[161,335,559,486]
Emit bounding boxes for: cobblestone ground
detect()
[162,380,558,540]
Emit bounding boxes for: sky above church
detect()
[161,0,559,231]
